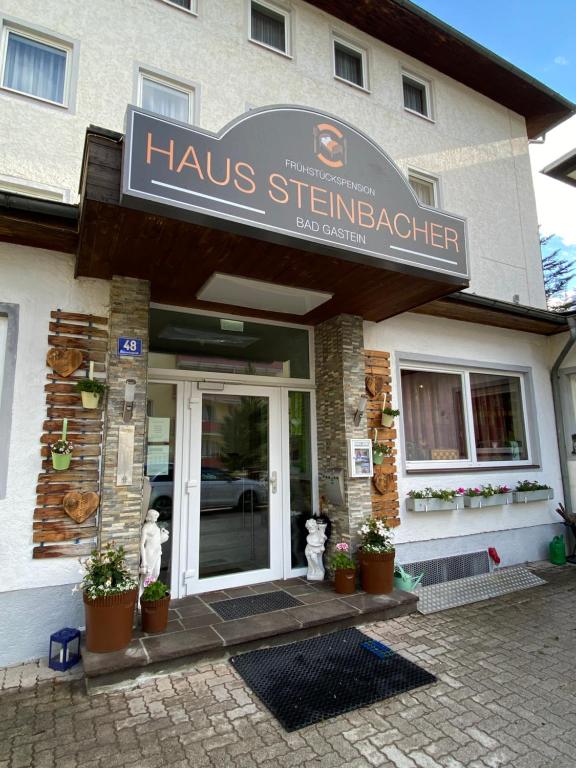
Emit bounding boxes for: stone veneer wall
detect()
[315,315,372,551]
[99,276,150,574]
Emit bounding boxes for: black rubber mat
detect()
[211,590,303,620]
[230,628,436,731]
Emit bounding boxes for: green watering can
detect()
[393,564,424,591]
[549,535,566,565]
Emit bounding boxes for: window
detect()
[250,1,290,55]
[1,27,71,106]
[139,72,194,123]
[403,73,432,119]
[333,37,366,89]
[0,304,18,499]
[408,171,437,207]
[159,0,197,11]
[401,364,532,468]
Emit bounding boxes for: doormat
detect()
[211,591,303,621]
[230,628,436,731]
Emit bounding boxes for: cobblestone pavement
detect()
[1,564,575,768]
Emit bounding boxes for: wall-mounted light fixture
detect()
[123,378,136,422]
[353,394,367,427]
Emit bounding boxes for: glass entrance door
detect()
[185,384,283,593]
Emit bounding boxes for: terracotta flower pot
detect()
[359,550,395,594]
[81,391,100,409]
[51,452,71,471]
[83,589,137,653]
[334,568,356,594]
[140,595,171,633]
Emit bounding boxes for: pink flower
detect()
[456,488,465,495]
[474,488,481,494]
[335,542,349,552]
[143,576,153,587]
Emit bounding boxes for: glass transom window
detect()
[250,2,288,54]
[401,365,531,467]
[149,309,311,379]
[2,30,68,105]
[140,74,192,123]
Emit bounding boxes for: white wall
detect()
[0,244,109,593]
[364,313,562,551]
[0,0,545,306]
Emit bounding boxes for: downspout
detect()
[551,315,576,515]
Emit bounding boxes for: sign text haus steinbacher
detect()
[121,105,468,280]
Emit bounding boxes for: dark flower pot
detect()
[83,589,137,653]
[359,550,395,594]
[141,595,171,633]
[334,568,356,594]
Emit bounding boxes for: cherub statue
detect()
[139,509,169,595]
[305,518,327,581]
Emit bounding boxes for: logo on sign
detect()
[314,123,347,168]
[118,337,143,356]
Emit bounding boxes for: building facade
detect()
[0,0,574,666]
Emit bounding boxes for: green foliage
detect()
[75,378,106,395]
[372,442,392,456]
[141,580,169,602]
[382,407,400,417]
[330,543,356,570]
[50,439,73,455]
[407,487,458,501]
[515,480,552,492]
[464,484,511,498]
[541,234,575,311]
[81,543,137,600]
[359,515,394,554]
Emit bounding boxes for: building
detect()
[1,0,575,667]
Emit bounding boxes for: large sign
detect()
[121,105,469,280]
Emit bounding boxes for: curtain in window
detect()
[252,5,286,51]
[401,370,467,461]
[410,177,435,206]
[470,373,527,461]
[3,33,66,103]
[141,78,190,122]
[168,0,191,8]
[404,79,425,114]
[335,45,362,86]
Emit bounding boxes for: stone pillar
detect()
[315,315,372,552]
[99,276,150,575]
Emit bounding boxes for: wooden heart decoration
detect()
[63,491,100,523]
[46,347,83,378]
[372,474,389,495]
[365,375,384,398]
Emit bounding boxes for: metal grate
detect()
[400,550,491,587]
[416,566,546,614]
[210,591,303,621]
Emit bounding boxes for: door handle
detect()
[270,471,278,494]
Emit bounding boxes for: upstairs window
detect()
[161,0,197,10]
[403,73,432,119]
[334,38,366,89]
[139,72,194,124]
[250,1,289,55]
[408,171,438,207]
[1,28,71,106]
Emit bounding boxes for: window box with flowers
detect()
[406,488,463,512]
[512,481,553,504]
[462,484,512,508]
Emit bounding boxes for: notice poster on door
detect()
[148,417,170,443]
[146,444,170,477]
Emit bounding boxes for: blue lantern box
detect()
[48,627,81,672]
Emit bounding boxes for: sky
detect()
[412,0,576,276]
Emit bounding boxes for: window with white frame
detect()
[250,1,290,55]
[400,364,531,467]
[1,26,72,106]
[408,171,438,207]
[139,71,194,124]
[159,0,197,12]
[402,72,431,118]
[333,37,366,89]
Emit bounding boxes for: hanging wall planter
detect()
[50,418,73,471]
[406,497,462,512]
[513,488,554,504]
[75,362,106,409]
[464,493,512,508]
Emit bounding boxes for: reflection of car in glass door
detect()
[200,467,266,512]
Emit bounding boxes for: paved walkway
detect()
[2,564,575,768]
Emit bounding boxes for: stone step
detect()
[83,581,418,692]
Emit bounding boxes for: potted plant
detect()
[358,515,395,594]
[462,484,512,508]
[76,378,106,409]
[80,543,138,653]
[513,480,553,504]
[406,487,463,512]
[140,578,171,633]
[382,406,400,428]
[372,441,392,465]
[51,438,73,471]
[330,542,356,594]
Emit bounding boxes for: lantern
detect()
[48,627,81,671]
